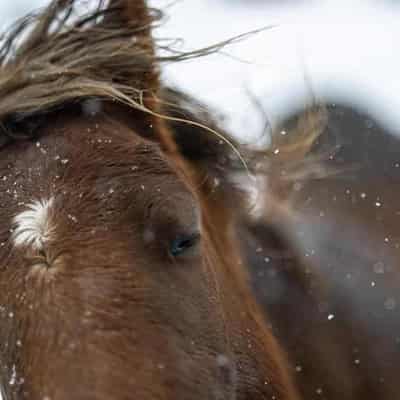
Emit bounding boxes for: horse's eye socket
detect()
[169,233,200,257]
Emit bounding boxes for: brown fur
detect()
[0,1,299,399]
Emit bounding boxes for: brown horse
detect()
[0,1,299,399]
[243,105,400,399]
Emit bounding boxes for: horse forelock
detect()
[0,0,162,145]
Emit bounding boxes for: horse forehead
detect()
[5,113,168,176]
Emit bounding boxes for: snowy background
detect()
[0,0,399,140]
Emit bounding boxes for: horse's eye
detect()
[169,233,200,257]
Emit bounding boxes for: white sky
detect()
[151,0,400,139]
[1,0,400,141]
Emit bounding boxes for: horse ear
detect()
[104,0,160,109]
[107,0,151,25]
[100,0,168,139]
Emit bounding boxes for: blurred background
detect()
[1,0,400,142]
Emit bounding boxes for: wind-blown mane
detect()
[0,0,246,145]
[0,0,164,145]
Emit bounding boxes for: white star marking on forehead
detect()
[12,198,55,250]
